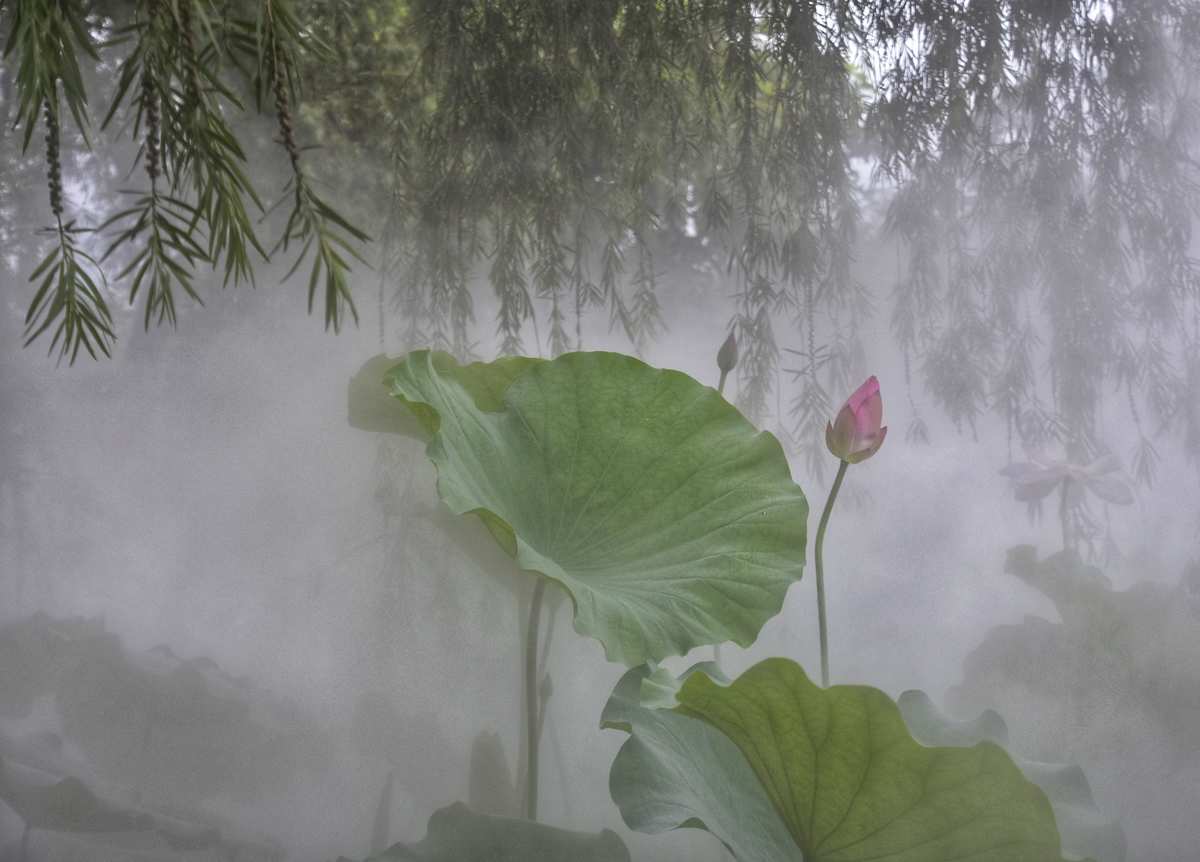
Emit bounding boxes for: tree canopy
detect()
[3,0,1200,483]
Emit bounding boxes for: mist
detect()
[3,4,1200,862]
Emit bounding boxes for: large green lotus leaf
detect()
[602,665,797,862]
[898,689,1122,862]
[608,658,1070,862]
[383,350,808,665]
[358,802,629,862]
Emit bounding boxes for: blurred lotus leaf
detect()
[953,547,1200,754]
[56,640,316,803]
[356,350,807,666]
[898,689,1125,862]
[0,613,323,808]
[0,755,146,834]
[950,548,1200,861]
[604,659,1072,862]
[349,801,629,862]
[0,745,282,860]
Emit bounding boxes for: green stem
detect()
[525,578,546,821]
[815,459,849,688]
[713,369,729,667]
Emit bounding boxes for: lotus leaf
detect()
[606,659,1072,862]
[357,802,629,862]
[367,350,808,665]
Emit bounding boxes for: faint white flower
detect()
[1000,451,1134,507]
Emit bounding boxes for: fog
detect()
[3,248,1196,860]
[3,7,1200,862]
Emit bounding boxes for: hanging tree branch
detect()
[3,0,1200,482]
[7,0,114,362]
[98,0,208,331]
[4,0,369,357]
[257,0,369,333]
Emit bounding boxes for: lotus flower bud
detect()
[716,331,738,375]
[826,376,887,464]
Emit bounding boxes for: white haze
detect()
[2,150,1199,862]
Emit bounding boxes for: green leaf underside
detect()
[366,802,629,862]
[607,659,1068,862]
[603,665,798,862]
[384,350,808,666]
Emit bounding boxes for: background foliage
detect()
[4,0,1200,482]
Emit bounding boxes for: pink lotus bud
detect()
[826,376,887,464]
[716,331,738,375]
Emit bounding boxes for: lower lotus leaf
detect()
[603,665,798,862]
[379,350,808,666]
[362,802,629,862]
[607,658,1071,862]
[898,689,1123,862]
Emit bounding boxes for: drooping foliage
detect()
[2,0,368,362]
[4,0,1200,477]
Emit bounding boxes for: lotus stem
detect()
[713,370,729,667]
[525,578,546,820]
[815,459,849,688]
